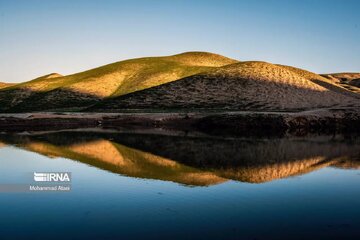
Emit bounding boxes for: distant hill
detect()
[0,52,359,113]
[321,72,360,93]
[0,52,236,112]
[0,82,15,89]
[89,61,359,112]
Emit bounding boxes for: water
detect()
[0,129,359,240]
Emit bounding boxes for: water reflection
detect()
[0,129,359,186]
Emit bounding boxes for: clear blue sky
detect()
[0,0,359,83]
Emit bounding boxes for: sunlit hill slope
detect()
[0,51,359,112]
[0,52,236,112]
[91,61,359,112]
[0,82,14,89]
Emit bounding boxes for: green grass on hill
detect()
[0,52,237,112]
[1,51,358,113]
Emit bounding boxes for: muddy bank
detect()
[0,108,359,135]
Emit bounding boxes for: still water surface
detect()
[0,130,359,239]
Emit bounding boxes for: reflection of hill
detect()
[113,134,360,183]
[1,131,359,185]
[1,136,225,186]
[331,158,360,170]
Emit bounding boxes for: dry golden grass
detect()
[324,72,360,81]
[1,52,358,112]
[10,73,64,91]
[166,51,237,67]
[97,61,358,111]
[321,72,360,94]
[0,82,15,89]
[216,62,325,89]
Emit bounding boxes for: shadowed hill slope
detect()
[90,61,359,112]
[322,72,360,81]
[321,72,360,93]
[0,52,237,112]
[1,52,359,113]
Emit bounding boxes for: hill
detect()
[321,72,360,93]
[0,52,237,112]
[0,52,359,113]
[90,61,359,112]
[0,82,15,89]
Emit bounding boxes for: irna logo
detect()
[34,172,71,182]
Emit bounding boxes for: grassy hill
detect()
[0,82,15,89]
[321,72,360,93]
[0,52,237,112]
[0,51,359,113]
[90,61,359,112]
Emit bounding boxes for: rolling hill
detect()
[0,52,359,113]
[321,72,360,93]
[0,52,237,112]
[0,82,14,89]
[90,61,359,112]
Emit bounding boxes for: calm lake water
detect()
[0,129,359,240]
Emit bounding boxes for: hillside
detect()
[90,61,359,112]
[0,52,237,112]
[0,82,14,89]
[0,52,359,113]
[321,72,360,93]
[322,72,360,81]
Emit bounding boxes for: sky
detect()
[0,0,359,83]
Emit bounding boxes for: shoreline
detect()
[0,108,359,135]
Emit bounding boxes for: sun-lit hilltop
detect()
[0,52,237,112]
[91,61,359,112]
[0,82,14,89]
[0,51,359,112]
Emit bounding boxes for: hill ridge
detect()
[0,52,237,112]
[0,52,358,113]
[89,61,359,112]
